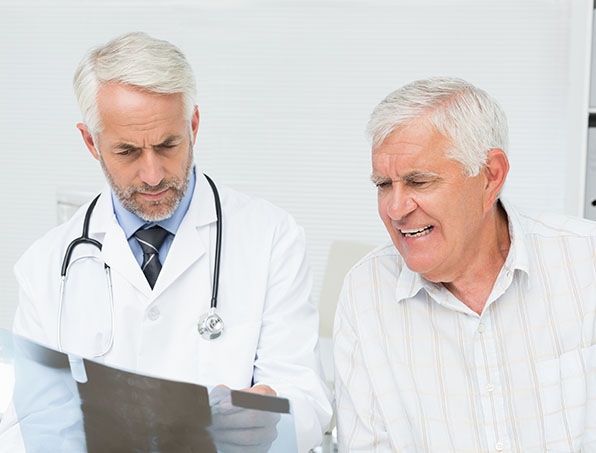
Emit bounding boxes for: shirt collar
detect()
[112,166,196,239]
[498,198,530,277]
[394,198,530,303]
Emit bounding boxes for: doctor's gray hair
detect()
[366,76,509,176]
[73,31,197,137]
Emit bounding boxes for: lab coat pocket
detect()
[535,345,596,453]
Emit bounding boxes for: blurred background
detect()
[0,0,593,341]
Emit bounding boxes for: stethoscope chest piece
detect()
[198,307,224,340]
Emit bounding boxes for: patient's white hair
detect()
[366,76,508,176]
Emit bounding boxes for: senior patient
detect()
[333,76,596,452]
[0,31,331,452]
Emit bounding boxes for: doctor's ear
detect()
[191,106,200,145]
[76,123,100,160]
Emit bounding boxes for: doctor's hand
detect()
[208,385,281,453]
[246,384,276,396]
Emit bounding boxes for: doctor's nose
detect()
[138,151,165,187]
[385,185,417,221]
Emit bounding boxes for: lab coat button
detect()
[148,307,160,321]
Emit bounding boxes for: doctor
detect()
[1,31,331,451]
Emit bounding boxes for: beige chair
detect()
[316,239,376,448]
[319,240,376,339]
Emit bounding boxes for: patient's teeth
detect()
[400,225,433,238]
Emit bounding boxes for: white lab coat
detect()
[2,172,332,452]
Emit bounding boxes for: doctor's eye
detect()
[115,147,141,157]
[157,144,179,152]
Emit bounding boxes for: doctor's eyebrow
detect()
[113,135,185,152]
[153,135,184,148]
[114,143,139,152]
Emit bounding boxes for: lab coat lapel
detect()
[102,221,150,295]
[154,222,205,294]
[151,173,217,295]
[91,190,154,296]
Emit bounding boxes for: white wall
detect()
[0,0,592,329]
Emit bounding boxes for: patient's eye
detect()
[408,179,432,188]
[404,173,438,189]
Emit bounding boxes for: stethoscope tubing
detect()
[57,174,223,354]
[60,194,103,277]
[203,174,222,310]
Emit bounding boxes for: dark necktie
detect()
[134,226,169,289]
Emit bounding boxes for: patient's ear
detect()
[77,123,100,160]
[482,148,509,211]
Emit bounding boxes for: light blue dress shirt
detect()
[111,167,196,267]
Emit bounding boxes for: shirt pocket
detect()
[535,345,596,452]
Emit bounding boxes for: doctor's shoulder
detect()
[216,183,304,235]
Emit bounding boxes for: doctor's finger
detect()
[211,409,281,429]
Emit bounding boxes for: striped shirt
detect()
[333,199,596,452]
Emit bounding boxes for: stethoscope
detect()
[58,174,225,357]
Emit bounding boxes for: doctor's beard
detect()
[99,148,194,223]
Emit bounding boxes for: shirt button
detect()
[148,307,160,321]
[486,383,494,392]
[477,324,485,333]
[495,442,504,451]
